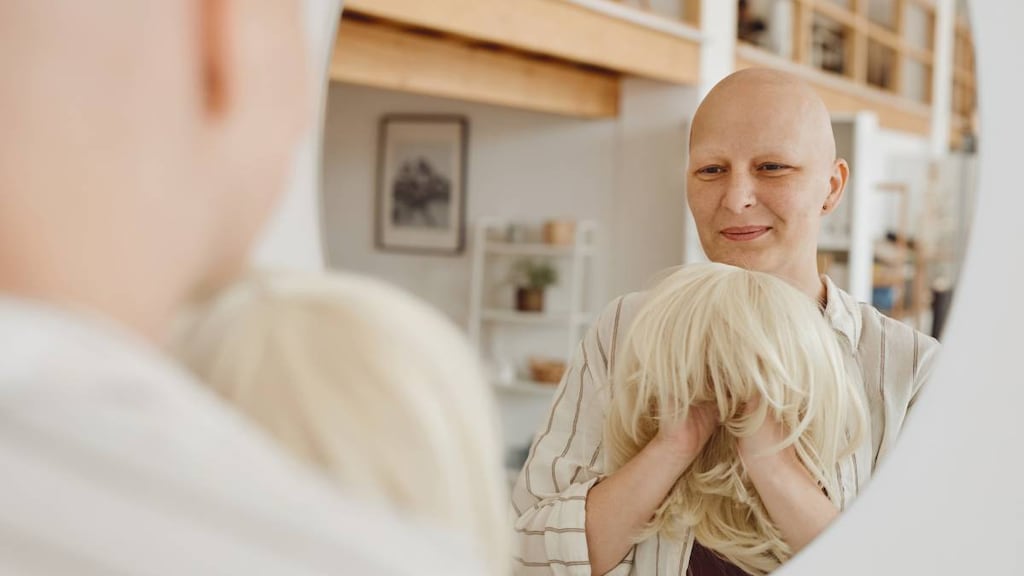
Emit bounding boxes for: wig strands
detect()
[604,263,868,575]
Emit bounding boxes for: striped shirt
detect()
[0,299,483,576]
[510,276,941,575]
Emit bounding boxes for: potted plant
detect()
[512,259,558,312]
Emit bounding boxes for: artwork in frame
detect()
[375,115,469,255]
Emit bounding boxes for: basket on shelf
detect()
[529,357,567,384]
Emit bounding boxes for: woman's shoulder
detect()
[592,291,649,341]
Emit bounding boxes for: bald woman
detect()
[510,68,941,575]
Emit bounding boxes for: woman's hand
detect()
[735,396,839,553]
[651,402,720,467]
[737,400,797,467]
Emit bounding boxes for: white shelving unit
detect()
[468,218,598,367]
[485,242,593,257]
[479,309,593,326]
[467,218,599,480]
[494,379,565,397]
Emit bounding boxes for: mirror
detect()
[318,0,979,573]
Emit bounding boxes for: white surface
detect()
[872,128,933,240]
[697,0,738,99]
[493,379,561,397]
[612,78,698,296]
[846,112,878,304]
[485,243,591,257]
[480,309,591,326]
[782,1,1024,574]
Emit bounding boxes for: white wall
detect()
[323,84,612,328]
[322,82,696,329]
[611,78,700,297]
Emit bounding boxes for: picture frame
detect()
[375,114,469,255]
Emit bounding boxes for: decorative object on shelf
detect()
[528,357,567,385]
[504,222,530,244]
[811,16,846,75]
[512,259,558,313]
[542,219,576,245]
[375,114,468,255]
[737,0,768,46]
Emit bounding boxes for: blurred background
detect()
[318,0,977,483]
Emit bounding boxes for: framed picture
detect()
[375,114,469,255]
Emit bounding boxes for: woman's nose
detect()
[720,173,757,213]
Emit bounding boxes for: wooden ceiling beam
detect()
[331,18,621,119]
[343,0,700,85]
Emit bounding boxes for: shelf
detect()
[481,309,592,325]
[343,0,701,86]
[494,378,561,396]
[331,17,619,119]
[485,242,593,257]
[735,44,931,136]
[818,242,851,253]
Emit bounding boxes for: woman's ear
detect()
[199,0,229,118]
[822,158,849,214]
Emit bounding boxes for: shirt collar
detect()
[822,275,862,351]
[0,296,186,387]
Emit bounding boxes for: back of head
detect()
[175,271,507,572]
[605,262,867,574]
[0,1,311,339]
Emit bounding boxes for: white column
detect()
[696,0,738,99]
[929,0,955,157]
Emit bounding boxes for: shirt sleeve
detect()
[509,296,637,576]
[907,328,942,412]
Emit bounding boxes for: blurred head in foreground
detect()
[176,271,508,572]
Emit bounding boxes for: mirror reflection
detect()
[316,1,978,574]
[2,1,981,574]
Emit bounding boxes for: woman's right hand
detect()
[650,402,720,470]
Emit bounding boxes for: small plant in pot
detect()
[512,259,558,313]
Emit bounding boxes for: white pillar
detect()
[696,0,738,99]
[929,0,955,157]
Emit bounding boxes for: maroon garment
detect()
[685,540,752,576]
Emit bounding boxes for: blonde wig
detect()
[174,271,507,573]
[604,263,867,575]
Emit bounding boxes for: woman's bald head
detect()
[690,68,837,167]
